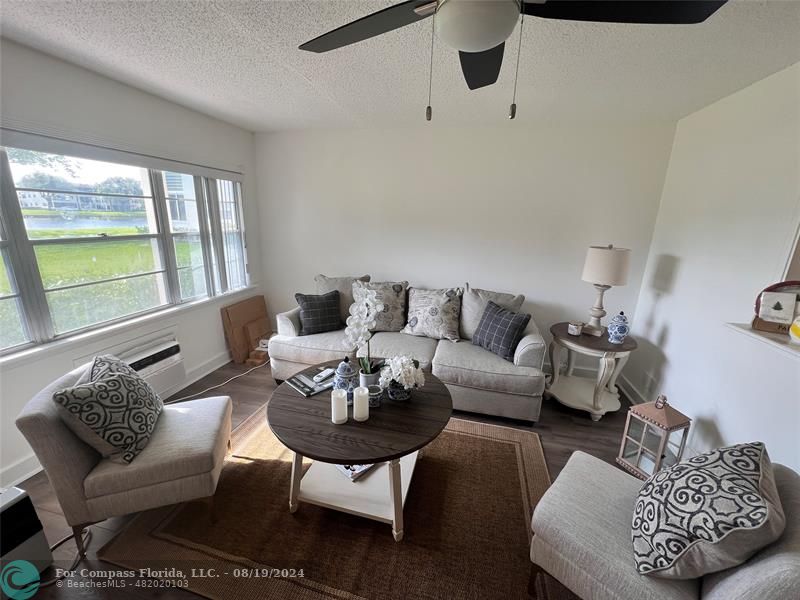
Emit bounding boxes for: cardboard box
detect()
[221,296,270,364]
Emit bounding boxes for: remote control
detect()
[313,368,335,383]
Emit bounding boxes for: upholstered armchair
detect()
[529,451,800,600]
[16,364,232,555]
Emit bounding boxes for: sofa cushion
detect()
[531,451,699,600]
[357,332,438,370]
[315,274,370,323]
[295,290,342,335]
[432,340,544,396]
[702,464,800,600]
[632,441,785,579]
[356,280,408,332]
[268,330,349,365]
[472,301,531,362]
[460,283,524,340]
[84,396,231,498]
[52,368,162,465]
[401,287,463,341]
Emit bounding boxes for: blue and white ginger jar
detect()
[332,356,358,404]
[607,311,630,344]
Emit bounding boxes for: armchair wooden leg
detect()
[528,562,546,599]
[73,526,87,557]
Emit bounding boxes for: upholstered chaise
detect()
[529,451,800,600]
[16,364,232,555]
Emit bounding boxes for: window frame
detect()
[0,141,249,355]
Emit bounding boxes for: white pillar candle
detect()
[331,389,348,425]
[353,386,369,422]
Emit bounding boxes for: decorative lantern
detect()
[616,395,691,480]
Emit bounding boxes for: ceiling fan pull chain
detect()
[426,13,435,121]
[509,12,524,120]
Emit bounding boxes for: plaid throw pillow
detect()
[472,301,531,362]
[295,290,342,335]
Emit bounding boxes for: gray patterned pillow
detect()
[53,369,163,464]
[460,283,524,340]
[402,287,463,341]
[356,280,408,332]
[632,442,785,579]
[315,274,370,323]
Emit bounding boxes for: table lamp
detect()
[581,244,631,336]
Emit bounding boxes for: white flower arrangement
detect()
[379,355,425,390]
[343,283,384,374]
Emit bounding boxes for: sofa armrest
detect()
[276,306,301,337]
[514,319,546,369]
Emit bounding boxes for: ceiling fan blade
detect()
[459,43,505,90]
[299,0,436,53]
[522,1,727,24]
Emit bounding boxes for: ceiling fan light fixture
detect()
[435,0,520,53]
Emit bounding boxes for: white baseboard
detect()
[619,373,648,405]
[0,350,233,489]
[0,455,43,489]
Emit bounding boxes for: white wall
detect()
[0,39,262,485]
[255,123,676,354]
[625,63,800,471]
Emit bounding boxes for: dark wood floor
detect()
[18,361,629,598]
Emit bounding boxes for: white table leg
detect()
[592,353,616,421]
[566,349,576,377]
[547,341,563,388]
[607,353,630,395]
[289,451,303,513]
[389,459,403,541]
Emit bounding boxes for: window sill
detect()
[0,284,259,369]
[725,323,800,359]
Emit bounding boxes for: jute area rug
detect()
[99,406,560,599]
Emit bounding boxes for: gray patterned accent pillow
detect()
[295,290,342,335]
[460,283,524,340]
[402,287,463,341]
[632,442,785,579]
[356,281,408,332]
[315,274,371,323]
[472,301,531,361]
[53,368,163,464]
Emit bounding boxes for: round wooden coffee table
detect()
[267,361,453,541]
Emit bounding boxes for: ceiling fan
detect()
[299,1,728,91]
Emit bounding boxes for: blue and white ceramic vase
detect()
[387,381,412,402]
[607,311,630,344]
[332,356,358,404]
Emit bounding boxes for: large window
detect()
[0,145,248,353]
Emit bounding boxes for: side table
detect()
[546,322,637,421]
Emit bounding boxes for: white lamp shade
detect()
[581,246,631,286]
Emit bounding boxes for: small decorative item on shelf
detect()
[790,316,800,345]
[607,311,630,344]
[343,284,385,387]
[379,355,425,402]
[616,395,691,480]
[367,385,383,408]
[332,357,358,404]
[752,281,800,334]
[567,321,584,336]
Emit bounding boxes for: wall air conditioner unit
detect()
[122,339,185,398]
[73,328,186,398]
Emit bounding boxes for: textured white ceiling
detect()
[1,1,799,132]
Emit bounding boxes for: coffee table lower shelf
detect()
[291,451,419,542]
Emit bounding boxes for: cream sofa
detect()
[268,300,547,422]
